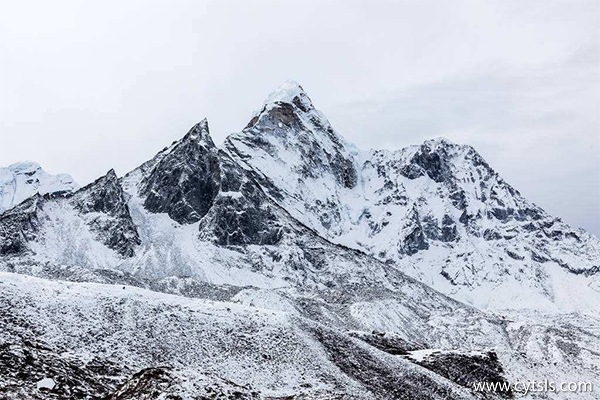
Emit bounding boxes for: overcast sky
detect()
[1,0,598,237]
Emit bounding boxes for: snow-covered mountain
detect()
[226,81,600,311]
[1,81,599,399]
[0,161,78,213]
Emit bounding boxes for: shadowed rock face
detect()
[399,206,429,256]
[0,196,42,256]
[198,185,284,247]
[69,169,141,257]
[197,152,286,247]
[140,120,221,225]
[402,146,451,183]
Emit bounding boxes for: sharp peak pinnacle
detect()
[187,118,209,134]
[95,168,118,183]
[180,118,215,147]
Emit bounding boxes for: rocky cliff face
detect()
[69,169,141,257]
[0,81,599,399]
[0,195,43,256]
[139,119,221,224]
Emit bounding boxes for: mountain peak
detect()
[259,80,314,114]
[423,137,456,147]
[182,118,213,146]
[106,168,118,179]
[138,118,221,225]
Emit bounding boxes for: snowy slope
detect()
[1,271,509,400]
[0,162,78,213]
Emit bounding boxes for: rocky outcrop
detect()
[69,170,140,257]
[140,119,221,224]
[0,195,43,256]
[411,351,513,399]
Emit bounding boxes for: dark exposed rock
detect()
[399,207,429,256]
[400,225,429,255]
[422,214,459,243]
[412,351,513,399]
[400,163,425,180]
[69,170,141,257]
[0,196,43,256]
[311,326,464,400]
[530,250,549,263]
[194,151,287,247]
[403,145,452,184]
[422,215,440,241]
[483,229,502,241]
[441,214,459,242]
[459,210,470,225]
[440,269,458,285]
[506,250,524,261]
[105,367,178,400]
[140,120,221,224]
[562,264,600,277]
[449,187,468,210]
[253,103,307,132]
[198,180,285,247]
[490,208,512,222]
[335,154,358,189]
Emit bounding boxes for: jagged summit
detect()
[244,80,335,135]
[423,137,457,147]
[221,83,600,310]
[138,119,221,224]
[182,118,214,146]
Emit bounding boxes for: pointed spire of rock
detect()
[139,118,221,224]
[182,118,215,147]
[105,168,118,180]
